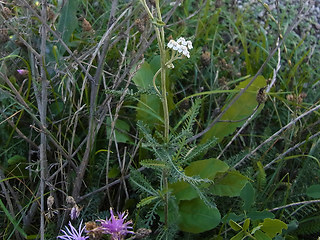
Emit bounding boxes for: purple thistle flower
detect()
[70,205,81,220]
[57,220,89,240]
[97,208,134,240]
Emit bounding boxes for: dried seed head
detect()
[70,204,81,220]
[135,18,145,32]
[2,7,12,20]
[82,18,92,32]
[47,195,54,209]
[201,51,211,66]
[86,221,103,239]
[299,92,307,99]
[218,77,229,90]
[47,7,55,21]
[256,87,267,104]
[0,28,9,43]
[135,228,152,239]
[215,0,222,8]
[148,0,156,7]
[286,94,294,101]
[66,196,76,206]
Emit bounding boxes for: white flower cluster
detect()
[167,37,193,58]
[169,1,182,6]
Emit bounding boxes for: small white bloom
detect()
[167,63,174,69]
[172,42,180,51]
[169,1,182,6]
[186,40,193,49]
[177,37,187,46]
[167,40,175,49]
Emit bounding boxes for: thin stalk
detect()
[39,0,48,239]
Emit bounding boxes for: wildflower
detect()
[70,204,81,220]
[169,1,182,6]
[17,69,29,76]
[97,208,134,240]
[167,39,179,51]
[167,37,193,58]
[57,220,89,240]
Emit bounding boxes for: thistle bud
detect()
[66,196,76,206]
[47,7,55,22]
[256,87,267,104]
[2,7,12,20]
[135,228,152,239]
[0,28,9,43]
[82,18,93,32]
[47,195,54,209]
[135,18,145,32]
[286,94,294,101]
[201,51,211,66]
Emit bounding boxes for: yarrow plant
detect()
[97,208,134,240]
[57,220,88,240]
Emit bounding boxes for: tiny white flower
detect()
[172,42,180,51]
[186,40,193,49]
[167,39,175,49]
[177,37,186,46]
[167,63,174,69]
[169,1,181,6]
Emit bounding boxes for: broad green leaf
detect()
[106,117,131,143]
[7,155,26,165]
[306,184,320,198]
[201,75,266,144]
[169,180,198,201]
[240,182,255,211]
[230,231,246,240]
[247,210,274,220]
[178,197,221,233]
[229,220,242,231]
[210,171,248,197]
[133,57,162,127]
[253,230,272,240]
[260,218,287,238]
[185,158,229,179]
[169,159,229,201]
[57,0,79,55]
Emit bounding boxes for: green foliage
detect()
[201,75,267,144]
[229,218,287,240]
[1,0,319,239]
[306,184,320,199]
[178,198,221,233]
[57,0,80,55]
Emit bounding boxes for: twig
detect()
[220,37,281,160]
[264,130,320,170]
[39,0,48,238]
[269,199,320,212]
[17,0,95,82]
[78,167,146,202]
[72,0,121,201]
[234,103,320,169]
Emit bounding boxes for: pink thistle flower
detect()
[57,220,89,240]
[17,69,29,76]
[97,208,134,240]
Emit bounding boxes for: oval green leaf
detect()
[178,197,221,233]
